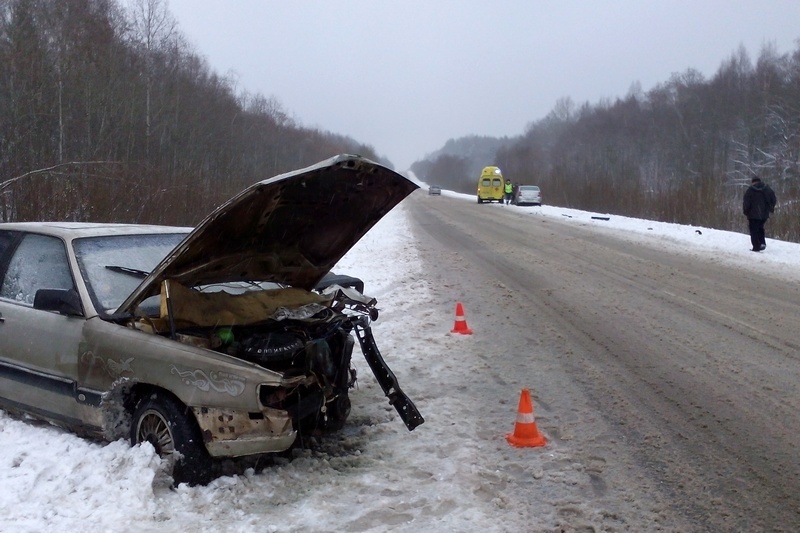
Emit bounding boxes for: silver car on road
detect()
[513,185,542,206]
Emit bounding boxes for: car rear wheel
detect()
[131,392,212,486]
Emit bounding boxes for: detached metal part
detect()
[354,322,425,431]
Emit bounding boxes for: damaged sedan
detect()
[0,155,424,485]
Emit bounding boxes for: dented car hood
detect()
[116,154,418,315]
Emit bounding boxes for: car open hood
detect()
[116,154,418,316]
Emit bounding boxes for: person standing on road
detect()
[504,179,514,205]
[743,175,777,252]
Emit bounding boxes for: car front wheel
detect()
[131,392,212,486]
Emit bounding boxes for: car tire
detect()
[131,392,213,486]
[238,332,304,364]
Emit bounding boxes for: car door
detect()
[0,232,87,427]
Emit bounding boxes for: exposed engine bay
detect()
[133,280,424,433]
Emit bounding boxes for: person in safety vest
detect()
[504,179,514,205]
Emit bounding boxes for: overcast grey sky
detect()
[166,1,800,170]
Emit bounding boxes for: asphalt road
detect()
[405,191,800,531]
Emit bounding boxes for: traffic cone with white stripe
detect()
[506,388,546,448]
[450,302,473,335]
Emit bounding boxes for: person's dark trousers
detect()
[748,218,766,250]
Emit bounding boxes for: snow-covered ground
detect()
[1,186,796,532]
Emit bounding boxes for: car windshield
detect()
[73,233,188,315]
[520,186,540,192]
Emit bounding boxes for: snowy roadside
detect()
[436,188,800,283]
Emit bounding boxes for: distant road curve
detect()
[405,192,800,531]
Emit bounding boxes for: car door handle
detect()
[0,313,4,323]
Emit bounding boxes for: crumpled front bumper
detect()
[193,406,297,457]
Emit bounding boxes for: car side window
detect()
[0,234,74,305]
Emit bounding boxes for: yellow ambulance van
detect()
[476,166,504,203]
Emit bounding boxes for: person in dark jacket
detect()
[743,175,777,252]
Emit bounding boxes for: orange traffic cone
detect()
[450,302,473,334]
[506,388,547,448]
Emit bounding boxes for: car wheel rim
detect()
[136,409,175,457]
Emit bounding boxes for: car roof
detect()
[0,222,192,240]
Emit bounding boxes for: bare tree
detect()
[127,0,175,159]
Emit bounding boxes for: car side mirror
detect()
[33,288,84,317]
